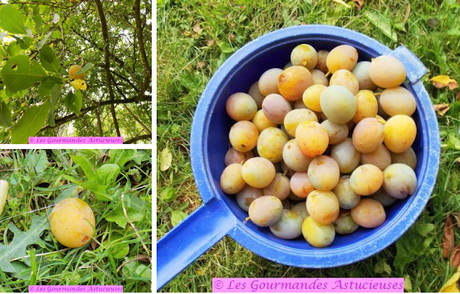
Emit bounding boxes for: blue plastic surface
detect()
[157,25,440,290]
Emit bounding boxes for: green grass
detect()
[0,150,152,292]
[157,0,460,292]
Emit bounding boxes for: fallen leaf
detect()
[430,75,458,90]
[427,18,440,28]
[136,254,151,263]
[0,180,8,215]
[452,244,460,267]
[443,215,455,259]
[196,61,206,69]
[206,39,217,47]
[91,240,98,251]
[433,103,450,116]
[192,23,201,34]
[440,270,460,292]
[404,276,412,292]
[197,268,205,276]
[453,212,460,228]
[353,0,364,9]
[160,147,172,171]
[403,4,411,24]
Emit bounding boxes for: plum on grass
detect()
[50,198,95,248]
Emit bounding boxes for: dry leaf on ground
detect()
[433,104,450,116]
[443,215,455,259]
[430,75,458,90]
[160,147,172,171]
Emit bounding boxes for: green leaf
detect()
[374,259,392,275]
[447,135,460,150]
[393,225,435,274]
[53,185,82,204]
[447,28,460,36]
[171,210,188,227]
[70,155,96,179]
[415,223,436,237]
[48,84,61,127]
[218,41,234,53]
[38,76,63,98]
[63,91,82,115]
[96,164,120,186]
[105,193,145,227]
[122,261,151,280]
[32,6,42,34]
[0,4,27,35]
[0,214,49,273]
[36,32,52,50]
[24,150,49,176]
[108,149,137,167]
[39,44,60,73]
[364,10,398,42]
[52,30,61,39]
[11,101,50,144]
[1,55,47,93]
[62,175,112,201]
[0,101,12,127]
[7,42,20,57]
[74,63,94,76]
[159,187,177,202]
[110,233,129,259]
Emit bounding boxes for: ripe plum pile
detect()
[220,43,418,247]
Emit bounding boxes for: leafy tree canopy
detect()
[0,0,152,144]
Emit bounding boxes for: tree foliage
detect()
[0,0,152,144]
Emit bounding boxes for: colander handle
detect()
[389,45,427,83]
[156,199,236,290]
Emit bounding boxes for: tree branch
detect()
[133,0,152,100]
[40,96,151,131]
[124,134,151,144]
[111,75,151,135]
[94,0,121,137]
